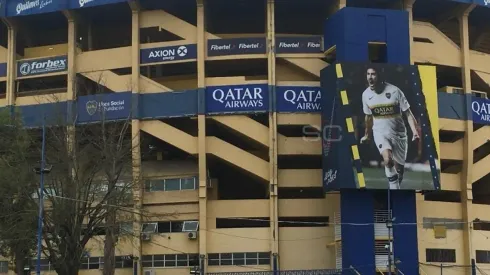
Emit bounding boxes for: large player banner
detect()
[322,62,440,191]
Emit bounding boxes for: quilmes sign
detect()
[140,44,197,65]
[206,84,269,114]
[77,92,131,123]
[275,36,323,54]
[208,38,267,57]
[276,86,321,112]
[471,97,490,124]
[7,0,60,16]
[17,55,67,77]
[69,0,127,9]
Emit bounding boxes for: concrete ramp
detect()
[140,10,198,41]
[209,116,269,147]
[140,120,198,155]
[82,71,173,93]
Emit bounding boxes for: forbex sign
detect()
[206,84,269,114]
[17,56,67,77]
[276,86,321,113]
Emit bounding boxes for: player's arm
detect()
[404,109,420,141]
[398,89,420,141]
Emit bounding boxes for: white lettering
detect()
[307,42,321,48]
[485,0,489,6]
[279,42,300,48]
[283,88,321,110]
[79,0,95,7]
[238,43,260,49]
[324,169,337,185]
[212,86,265,109]
[472,100,490,116]
[210,44,232,51]
[16,0,41,14]
[148,49,176,61]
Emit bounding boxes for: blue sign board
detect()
[276,86,321,113]
[6,0,66,17]
[68,0,126,9]
[275,36,323,54]
[206,84,269,114]
[471,97,490,124]
[140,44,197,65]
[77,92,131,123]
[0,63,6,77]
[207,38,267,57]
[17,55,67,77]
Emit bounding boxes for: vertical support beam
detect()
[3,19,16,108]
[65,12,76,103]
[338,0,346,9]
[266,0,279,269]
[404,0,416,65]
[458,4,476,273]
[197,0,207,272]
[129,3,142,275]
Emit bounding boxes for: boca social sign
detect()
[17,56,67,77]
[276,86,321,113]
[140,44,197,65]
[77,92,131,123]
[208,38,267,57]
[472,97,490,125]
[206,84,269,114]
[275,36,323,54]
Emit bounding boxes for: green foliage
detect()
[0,108,38,272]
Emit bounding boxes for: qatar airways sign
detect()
[472,97,490,124]
[206,84,269,114]
[276,86,321,112]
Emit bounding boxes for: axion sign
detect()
[140,44,197,65]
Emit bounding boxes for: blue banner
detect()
[6,0,66,16]
[0,63,6,77]
[471,97,490,124]
[207,38,267,57]
[68,0,127,9]
[206,84,269,114]
[276,86,321,113]
[77,92,131,123]
[17,55,67,77]
[275,36,323,54]
[140,44,197,65]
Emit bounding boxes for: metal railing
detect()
[207,270,342,275]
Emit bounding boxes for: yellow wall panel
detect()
[207,228,270,253]
[142,234,199,254]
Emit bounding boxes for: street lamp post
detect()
[387,188,394,275]
[34,123,52,275]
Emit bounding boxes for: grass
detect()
[361,167,435,190]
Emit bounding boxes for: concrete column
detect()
[404,0,416,65]
[458,4,476,273]
[197,0,208,272]
[129,3,142,274]
[3,19,16,107]
[267,0,279,269]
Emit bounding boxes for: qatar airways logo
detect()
[79,0,95,7]
[282,88,321,110]
[211,86,264,109]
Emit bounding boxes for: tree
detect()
[0,109,38,274]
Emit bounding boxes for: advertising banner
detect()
[276,86,321,113]
[275,36,323,54]
[77,92,131,123]
[471,97,490,124]
[205,84,269,114]
[68,0,127,9]
[6,0,66,17]
[17,55,67,77]
[140,44,197,65]
[207,38,267,57]
[0,63,6,77]
[322,62,440,191]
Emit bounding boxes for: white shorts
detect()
[373,132,408,165]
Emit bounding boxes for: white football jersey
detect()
[362,82,410,136]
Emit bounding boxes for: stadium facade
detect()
[0,0,489,274]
